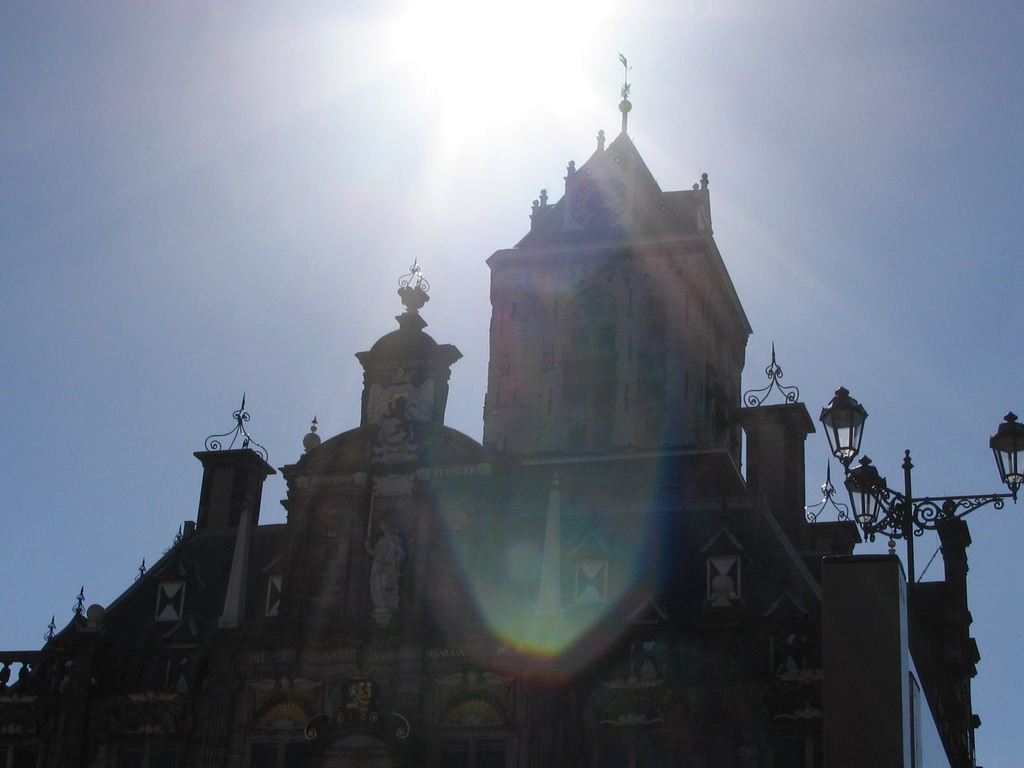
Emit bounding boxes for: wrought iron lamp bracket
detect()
[854,485,1010,542]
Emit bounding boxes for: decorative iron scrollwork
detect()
[804,464,850,523]
[743,344,800,406]
[203,394,268,461]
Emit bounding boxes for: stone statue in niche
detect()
[366,516,405,626]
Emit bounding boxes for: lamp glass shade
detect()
[991,412,1024,496]
[820,387,868,468]
[846,456,885,528]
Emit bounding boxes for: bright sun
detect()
[383,0,618,151]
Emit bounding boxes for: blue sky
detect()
[2,1,1022,762]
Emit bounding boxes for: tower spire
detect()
[618,53,632,134]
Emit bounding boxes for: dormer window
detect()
[575,559,608,604]
[701,529,744,608]
[155,580,185,622]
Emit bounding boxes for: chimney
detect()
[193,448,276,530]
[738,402,815,548]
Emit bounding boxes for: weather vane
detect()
[618,54,632,133]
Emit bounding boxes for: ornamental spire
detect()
[618,53,632,134]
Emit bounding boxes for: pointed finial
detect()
[173,524,183,547]
[303,415,322,453]
[136,559,146,582]
[73,587,85,616]
[618,53,632,133]
[597,129,606,151]
[45,615,56,641]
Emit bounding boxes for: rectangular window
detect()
[250,744,277,768]
[575,560,609,604]
[155,581,186,622]
[476,740,506,768]
[598,741,630,768]
[441,740,505,768]
[441,741,471,768]
[707,555,740,605]
[597,737,671,768]
[283,743,309,768]
[638,738,670,767]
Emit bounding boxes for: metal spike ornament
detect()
[618,53,632,133]
[204,394,269,461]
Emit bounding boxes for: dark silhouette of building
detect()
[0,111,981,767]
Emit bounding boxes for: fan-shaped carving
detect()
[441,696,503,727]
[255,699,311,730]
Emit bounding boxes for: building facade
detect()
[0,114,980,767]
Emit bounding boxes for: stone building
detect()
[0,106,981,767]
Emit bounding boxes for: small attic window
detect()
[707,556,740,606]
[702,528,744,608]
[575,559,608,604]
[155,580,186,622]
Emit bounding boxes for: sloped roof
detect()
[516,131,706,249]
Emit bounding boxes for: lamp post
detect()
[819,388,1022,583]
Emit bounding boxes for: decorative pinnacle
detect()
[303,415,322,454]
[398,259,430,314]
[743,343,800,406]
[73,587,85,616]
[45,615,56,642]
[203,393,269,461]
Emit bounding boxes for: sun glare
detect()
[384,0,617,150]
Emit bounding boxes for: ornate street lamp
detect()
[991,412,1024,499]
[819,387,868,469]
[845,456,886,528]
[820,389,1019,582]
